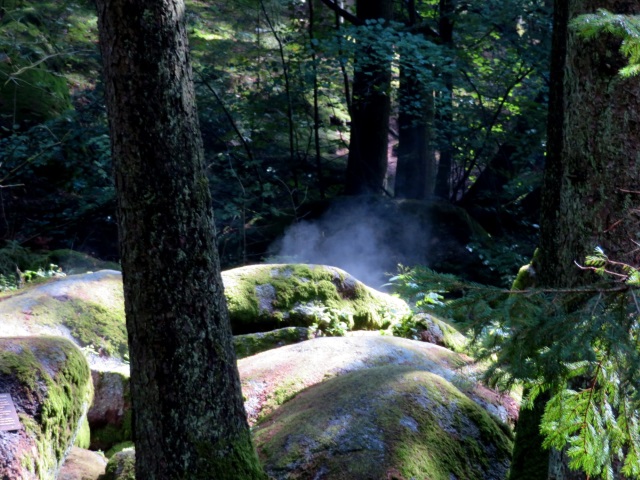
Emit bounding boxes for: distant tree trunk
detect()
[344,0,392,195]
[395,68,436,199]
[433,0,454,200]
[309,0,325,198]
[395,0,437,200]
[509,0,640,479]
[95,1,266,478]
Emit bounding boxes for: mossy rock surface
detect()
[0,336,93,480]
[239,334,518,427]
[98,448,135,480]
[0,266,409,373]
[0,270,128,373]
[88,335,516,480]
[254,366,513,480]
[223,264,410,334]
[394,312,469,353]
[234,327,314,359]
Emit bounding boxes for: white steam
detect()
[268,199,427,289]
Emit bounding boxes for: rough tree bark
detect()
[344,0,392,195]
[95,1,266,478]
[509,1,640,479]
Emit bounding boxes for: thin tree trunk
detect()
[95,1,266,478]
[309,0,325,198]
[434,0,454,200]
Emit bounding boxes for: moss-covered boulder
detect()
[92,335,517,480]
[0,336,93,480]
[393,312,469,352]
[0,266,409,369]
[0,270,128,373]
[238,334,518,427]
[234,327,314,359]
[97,448,135,480]
[223,264,410,334]
[254,366,513,480]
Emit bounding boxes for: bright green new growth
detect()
[572,9,640,77]
[390,255,640,479]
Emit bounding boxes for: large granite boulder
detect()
[224,264,411,334]
[0,336,93,479]
[254,367,512,479]
[0,265,410,372]
[243,335,514,479]
[239,334,517,427]
[105,335,515,479]
[0,270,128,374]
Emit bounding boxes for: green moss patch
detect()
[392,312,469,352]
[91,408,132,454]
[234,327,314,359]
[223,264,410,334]
[74,416,91,449]
[0,271,128,362]
[254,366,512,480]
[31,295,127,359]
[105,441,135,459]
[0,336,93,479]
[99,448,136,480]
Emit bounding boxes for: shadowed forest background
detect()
[0,0,550,289]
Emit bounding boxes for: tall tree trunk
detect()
[509,0,640,478]
[395,0,437,200]
[344,0,392,195]
[309,0,325,198]
[95,1,266,478]
[395,71,436,199]
[434,0,454,200]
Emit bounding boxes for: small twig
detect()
[603,219,623,232]
[575,261,628,280]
